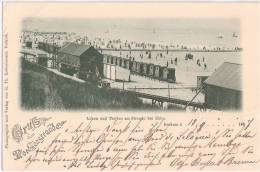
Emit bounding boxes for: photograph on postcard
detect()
[20,18,242,112]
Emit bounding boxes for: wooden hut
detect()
[58,42,103,81]
[110,56,115,65]
[121,58,126,68]
[142,63,148,76]
[119,57,123,67]
[37,54,48,67]
[116,56,122,66]
[204,62,242,110]
[38,42,44,50]
[125,59,131,70]
[197,75,209,88]
[167,68,176,83]
[132,61,137,73]
[148,64,154,77]
[25,41,32,48]
[162,67,169,80]
[136,62,143,74]
[154,65,160,78]
[103,54,108,64]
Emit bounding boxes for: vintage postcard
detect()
[2,1,260,170]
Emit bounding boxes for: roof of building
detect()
[20,48,48,57]
[58,42,92,56]
[204,62,241,91]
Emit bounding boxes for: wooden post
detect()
[185,85,205,110]
[110,64,111,80]
[168,84,170,98]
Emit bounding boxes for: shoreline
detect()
[98,48,242,53]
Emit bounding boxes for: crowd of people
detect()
[21,30,242,52]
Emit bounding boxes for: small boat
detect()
[217,33,223,39]
[233,32,238,38]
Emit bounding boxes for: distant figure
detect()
[197,59,200,65]
[203,56,205,62]
[171,58,173,64]
[166,61,169,67]
[148,52,151,59]
[175,57,178,65]
[204,63,207,70]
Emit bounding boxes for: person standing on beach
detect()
[204,63,207,70]
[175,57,178,65]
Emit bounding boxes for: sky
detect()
[22,18,240,47]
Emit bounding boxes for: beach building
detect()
[111,56,116,65]
[197,75,209,88]
[38,42,60,54]
[136,62,143,74]
[57,42,103,81]
[119,57,123,67]
[125,59,131,70]
[148,64,154,77]
[167,68,176,83]
[154,65,160,78]
[132,61,137,73]
[196,72,211,88]
[25,41,32,48]
[142,63,148,76]
[204,62,242,110]
[103,64,130,82]
[162,67,169,80]
[20,48,48,67]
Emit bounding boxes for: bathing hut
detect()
[125,59,131,70]
[136,62,143,74]
[167,68,176,83]
[103,54,108,63]
[162,67,169,81]
[132,61,137,73]
[154,65,160,78]
[148,64,154,77]
[115,56,121,66]
[106,55,111,64]
[25,41,32,48]
[142,63,148,76]
[122,58,126,68]
[119,57,123,67]
[111,56,115,65]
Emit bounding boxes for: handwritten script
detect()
[11,116,259,170]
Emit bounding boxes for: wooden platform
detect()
[121,89,205,109]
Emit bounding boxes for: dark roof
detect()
[58,42,91,56]
[204,62,241,91]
